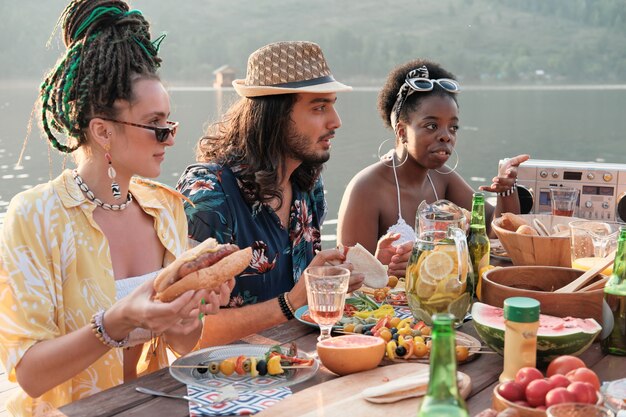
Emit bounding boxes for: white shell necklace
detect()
[72,170,133,211]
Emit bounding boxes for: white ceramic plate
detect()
[170,344,318,390]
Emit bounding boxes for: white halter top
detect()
[385,157,439,246]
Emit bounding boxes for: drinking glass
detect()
[546,403,614,417]
[570,220,624,274]
[550,187,579,217]
[304,266,350,342]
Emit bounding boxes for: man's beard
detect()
[285,131,331,165]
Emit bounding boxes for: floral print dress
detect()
[177,163,326,307]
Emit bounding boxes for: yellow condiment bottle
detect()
[499,297,540,382]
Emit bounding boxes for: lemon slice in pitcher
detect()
[419,251,455,285]
[447,292,470,322]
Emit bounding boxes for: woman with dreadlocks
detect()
[0,1,231,415]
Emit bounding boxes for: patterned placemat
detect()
[188,385,292,416]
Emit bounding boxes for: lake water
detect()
[1,85,626,241]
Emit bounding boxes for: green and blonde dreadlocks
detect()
[40,0,165,153]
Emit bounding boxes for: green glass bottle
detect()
[417,313,469,417]
[468,192,490,298]
[601,225,626,355]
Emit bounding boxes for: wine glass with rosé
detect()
[304,266,350,342]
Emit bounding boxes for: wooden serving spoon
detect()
[578,276,609,292]
[556,250,617,293]
[532,219,550,237]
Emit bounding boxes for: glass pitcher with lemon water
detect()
[406,200,473,326]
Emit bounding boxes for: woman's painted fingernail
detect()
[201,298,206,305]
[198,312,204,321]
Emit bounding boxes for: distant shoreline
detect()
[2,80,626,92]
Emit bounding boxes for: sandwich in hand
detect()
[153,238,252,302]
[345,243,389,288]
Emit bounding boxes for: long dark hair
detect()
[196,94,323,208]
[40,0,163,153]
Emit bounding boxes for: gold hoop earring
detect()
[434,147,459,175]
[378,138,409,168]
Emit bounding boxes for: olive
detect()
[353,324,364,334]
[196,364,208,374]
[392,333,400,341]
[364,330,373,336]
[208,362,220,374]
[390,327,398,334]
[243,359,252,373]
[363,324,375,331]
[256,359,268,376]
[395,345,407,356]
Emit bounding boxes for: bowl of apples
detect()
[492,356,603,417]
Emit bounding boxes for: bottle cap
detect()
[503,297,540,323]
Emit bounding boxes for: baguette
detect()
[498,213,529,232]
[153,238,252,302]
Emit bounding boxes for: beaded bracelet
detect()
[277,293,295,320]
[498,181,517,197]
[90,310,130,348]
[283,293,295,316]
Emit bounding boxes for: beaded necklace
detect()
[72,170,133,211]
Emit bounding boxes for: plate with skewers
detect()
[170,343,318,390]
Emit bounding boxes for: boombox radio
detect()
[516,159,626,222]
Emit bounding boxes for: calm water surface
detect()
[1,85,625,241]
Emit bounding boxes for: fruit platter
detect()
[295,292,482,364]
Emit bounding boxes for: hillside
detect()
[2,0,625,85]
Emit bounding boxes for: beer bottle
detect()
[601,225,626,355]
[417,313,469,417]
[468,192,490,298]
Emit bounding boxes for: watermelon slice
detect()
[472,302,601,363]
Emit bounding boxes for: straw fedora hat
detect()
[233,41,352,97]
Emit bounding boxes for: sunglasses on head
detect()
[405,77,460,93]
[100,117,179,143]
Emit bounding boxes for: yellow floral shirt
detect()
[0,170,188,417]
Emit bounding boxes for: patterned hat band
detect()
[233,41,352,97]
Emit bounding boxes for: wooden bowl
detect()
[493,385,546,417]
[481,266,605,325]
[493,384,604,417]
[492,214,580,267]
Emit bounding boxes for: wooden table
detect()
[56,316,624,417]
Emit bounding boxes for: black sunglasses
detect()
[100,117,179,143]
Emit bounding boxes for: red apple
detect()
[546,355,586,377]
[567,381,598,404]
[545,387,577,407]
[515,367,544,391]
[525,379,555,407]
[566,367,601,391]
[548,374,571,389]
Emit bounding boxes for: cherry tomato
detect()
[566,368,601,391]
[219,359,235,376]
[413,342,428,358]
[389,317,402,328]
[379,329,392,342]
[514,367,544,391]
[455,346,469,362]
[546,355,586,377]
[496,381,525,402]
[548,374,571,389]
[566,381,598,404]
[545,387,577,407]
[525,378,555,407]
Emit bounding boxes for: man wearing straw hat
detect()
[177,41,364,346]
